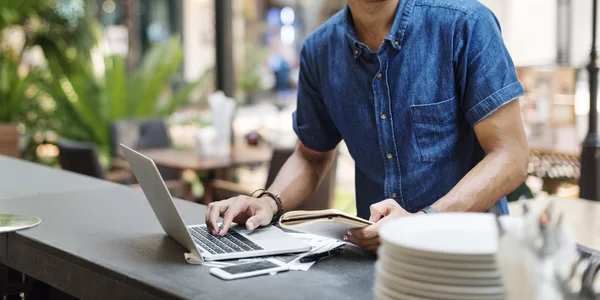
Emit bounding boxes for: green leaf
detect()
[131,36,183,117]
[104,55,127,119]
[156,68,213,116]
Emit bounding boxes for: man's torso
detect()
[296,0,520,217]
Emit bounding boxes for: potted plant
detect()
[0,55,40,158]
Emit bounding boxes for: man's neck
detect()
[347,0,399,52]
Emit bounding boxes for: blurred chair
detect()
[56,139,132,183]
[135,119,181,181]
[208,147,338,211]
[110,119,193,201]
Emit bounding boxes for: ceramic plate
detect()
[378,260,503,286]
[381,248,498,270]
[375,282,437,300]
[379,213,498,258]
[0,214,41,233]
[377,266,505,295]
[379,254,502,279]
[376,271,505,300]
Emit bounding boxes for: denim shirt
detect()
[292,0,524,219]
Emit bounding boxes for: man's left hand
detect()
[345,199,413,251]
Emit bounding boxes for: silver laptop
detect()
[120,144,310,262]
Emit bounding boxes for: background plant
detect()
[1,0,212,162]
[38,35,212,153]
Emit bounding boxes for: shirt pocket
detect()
[410,96,460,162]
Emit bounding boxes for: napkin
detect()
[208,91,237,158]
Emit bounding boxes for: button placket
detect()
[377,51,404,208]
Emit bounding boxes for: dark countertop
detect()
[0,156,376,300]
[0,156,118,200]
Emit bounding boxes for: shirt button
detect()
[391,193,397,199]
[380,113,387,120]
[387,153,393,159]
[394,40,399,46]
[377,73,383,79]
[354,49,359,55]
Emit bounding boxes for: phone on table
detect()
[209,259,289,280]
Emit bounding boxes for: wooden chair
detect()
[207,146,338,211]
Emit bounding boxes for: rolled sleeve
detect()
[464,81,524,125]
[292,43,342,152]
[455,5,525,127]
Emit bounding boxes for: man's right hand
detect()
[205,195,278,236]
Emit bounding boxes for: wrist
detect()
[251,189,284,222]
[258,195,279,216]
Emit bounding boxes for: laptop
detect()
[120,144,311,262]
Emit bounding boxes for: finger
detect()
[344,232,360,246]
[246,210,272,230]
[206,202,227,235]
[369,199,400,222]
[369,204,384,223]
[204,204,213,231]
[347,224,379,240]
[361,237,380,246]
[219,202,246,236]
[365,244,380,252]
[344,230,379,249]
[344,232,379,249]
[232,214,250,225]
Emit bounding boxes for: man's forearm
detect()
[430,149,528,213]
[262,144,335,214]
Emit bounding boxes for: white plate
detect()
[374,283,400,300]
[377,266,505,295]
[379,213,498,258]
[0,214,41,233]
[381,248,498,270]
[379,255,502,279]
[375,282,437,300]
[376,272,505,300]
[382,242,497,262]
[378,260,503,286]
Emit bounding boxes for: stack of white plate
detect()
[375,213,504,300]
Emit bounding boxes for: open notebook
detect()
[278,209,373,240]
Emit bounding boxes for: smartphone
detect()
[209,259,289,280]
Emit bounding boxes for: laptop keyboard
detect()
[189,226,263,255]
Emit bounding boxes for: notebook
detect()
[278,209,373,240]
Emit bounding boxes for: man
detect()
[206,0,529,251]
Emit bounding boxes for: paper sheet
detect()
[195,233,345,271]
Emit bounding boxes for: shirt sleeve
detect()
[454,5,525,127]
[292,42,342,152]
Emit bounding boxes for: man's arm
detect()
[262,143,336,213]
[346,99,528,250]
[430,99,529,212]
[205,142,334,235]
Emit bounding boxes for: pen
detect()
[299,247,344,263]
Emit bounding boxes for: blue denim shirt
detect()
[293,0,524,219]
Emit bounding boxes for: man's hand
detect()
[205,195,278,236]
[345,199,412,251]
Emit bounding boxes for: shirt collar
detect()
[344,0,415,58]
